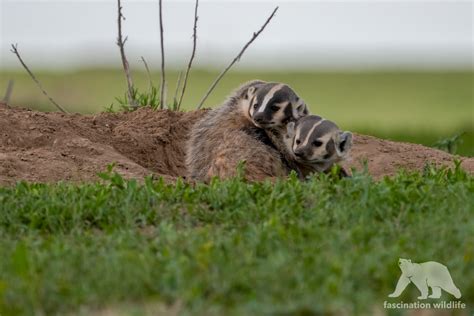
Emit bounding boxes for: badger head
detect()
[242,82,308,128]
[287,115,352,171]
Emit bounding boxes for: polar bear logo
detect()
[388,258,461,300]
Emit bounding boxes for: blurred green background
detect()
[1,69,472,156]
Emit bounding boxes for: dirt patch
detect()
[344,134,474,178]
[0,102,472,185]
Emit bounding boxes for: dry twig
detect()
[140,56,154,94]
[158,0,166,109]
[10,44,68,113]
[116,0,137,108]
[197,6,278,109]
[177,0,199,110]
[2,80,14,105]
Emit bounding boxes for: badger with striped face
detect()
[186,80,310,182]
[245,82,308,128]
[286,115,353,173]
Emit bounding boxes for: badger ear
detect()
[286,121,296,138]
[246,87,256,99]
[335,131,353,157]
[236,80,263,100]
[244,86,257,100]
[293,102,308,119]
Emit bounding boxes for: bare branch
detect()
[10,44,68,113]
[2,80,14,105]
[140,56,154,94]
[173,72,183,110]
[116,0,137,109]
[177,0,199,110]
[158,0,166,109]
[197,6,278,109]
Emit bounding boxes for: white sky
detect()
[0,0,472,70]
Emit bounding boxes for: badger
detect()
[185,80,308,182]
[284,115,353,177]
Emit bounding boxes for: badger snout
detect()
[294,149,306,159]
[253,114,265,124]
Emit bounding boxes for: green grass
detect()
[2,69,472,156]
[0,164,473,315]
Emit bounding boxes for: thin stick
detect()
[140,56,154,94]
[10,44,68,113]
[2,80,14,104]
[177,0,199,110]
[197,6,278,109]
[158,0,166,109]
[116,0,137,108]
[173,72,183,110]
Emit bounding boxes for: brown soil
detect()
[0,102,472,185]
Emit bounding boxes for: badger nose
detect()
[294,151,304,158]
[253,114,264,123]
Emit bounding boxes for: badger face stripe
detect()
[325,138,336,158]
[258,84,285,113]
[248,94,259,118]
[301,119,325,147]
[282,101,293,122]
[294,126,302,150]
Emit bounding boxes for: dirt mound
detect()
[0,102,472,185]
[0,103,204,185]
[345,134,473,177]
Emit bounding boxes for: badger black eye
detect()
[312,140,323,147]
[253,103,258,109]
[270,104,279,112]
[295,139,301,145]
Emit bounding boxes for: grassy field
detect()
[1,69,473,156]
[0,165,473,315]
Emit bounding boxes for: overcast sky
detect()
[0,0,472,70]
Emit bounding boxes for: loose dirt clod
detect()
[0,102,472,185]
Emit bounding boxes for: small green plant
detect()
[433,132,465,154]
[114,86,160,111]
[97,163,127,189]
[103,103,116,112]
